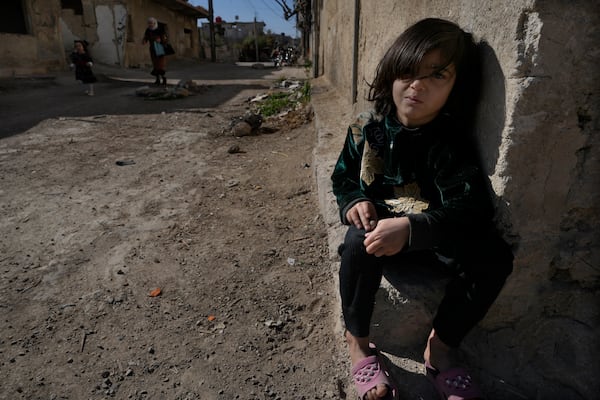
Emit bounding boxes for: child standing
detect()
[331,18,513,400]
[70,40,97,96]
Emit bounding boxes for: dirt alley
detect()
[0,64,352,399]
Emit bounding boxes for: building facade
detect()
[0,0,208,77]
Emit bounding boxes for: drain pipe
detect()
[312,0,320,78]
[351,0,360,103]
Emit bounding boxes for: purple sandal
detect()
[425,361,484,400]
[351,346,397,399]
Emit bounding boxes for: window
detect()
[61,0,83,15]
[1,0,28,34]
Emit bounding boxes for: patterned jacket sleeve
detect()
[331,112,378,224]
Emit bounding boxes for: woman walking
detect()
[142,17,168,86]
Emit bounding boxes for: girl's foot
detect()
[423,328,452,371]
[424,329,483,399]
[346,331,393,399]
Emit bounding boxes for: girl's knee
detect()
[338,226,367,256]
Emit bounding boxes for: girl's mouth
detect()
[406,96,422,104]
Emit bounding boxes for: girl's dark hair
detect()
[74,40,89,51]
[368,18,480,120]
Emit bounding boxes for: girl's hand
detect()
[363,217,410,257]
[346,201,378,232]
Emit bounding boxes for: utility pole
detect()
[208,0,216,62]
[253,17,259,62]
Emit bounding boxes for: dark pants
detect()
[338,225,513,348]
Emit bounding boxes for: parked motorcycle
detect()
[272,46,298,68]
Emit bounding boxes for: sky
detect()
[188,0,298,37]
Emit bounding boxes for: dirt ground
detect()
[0,79,352,399]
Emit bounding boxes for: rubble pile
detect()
[227,78,313,137]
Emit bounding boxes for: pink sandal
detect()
[425,361,484,400]
[351,346,397,400]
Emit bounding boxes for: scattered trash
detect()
[149,288,162,297]
[116,159,135,166]
[287,257,296,266]
[227,144,242,154]
[175,79,207,94]
[250,93,269,102]
[207,315,216,322]
[135,85,193,99]
[264,319,284,330]
[224,80,311,136]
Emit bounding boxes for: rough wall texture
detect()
[0,0,65,77]
[123,0,202,68]
[314,0,599,398]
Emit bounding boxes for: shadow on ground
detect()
[0,60,302,139]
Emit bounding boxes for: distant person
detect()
[331,18,513,400]
[142,17,168,86]
[69,40,97,96]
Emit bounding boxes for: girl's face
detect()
[74,42,85,54]
[392,48,456,127]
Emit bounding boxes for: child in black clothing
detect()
[331,18,513,400]
[70,40,97,96]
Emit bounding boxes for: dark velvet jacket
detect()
[331,111,496,258]
[70,52,97,84]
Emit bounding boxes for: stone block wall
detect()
[0,0,66,77]
[312,0,599,398]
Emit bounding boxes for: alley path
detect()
[0,60,300,139]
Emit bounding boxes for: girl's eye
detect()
[432,71,446,79]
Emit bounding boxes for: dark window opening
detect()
[184,28,192,48]
[61,0,83,15]
[1,0,28,34]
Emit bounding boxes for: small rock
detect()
[232,121,253,137]
[227,144,241,154]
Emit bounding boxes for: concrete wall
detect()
[313,0,599,398]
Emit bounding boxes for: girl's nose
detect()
[410,77,426,91]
